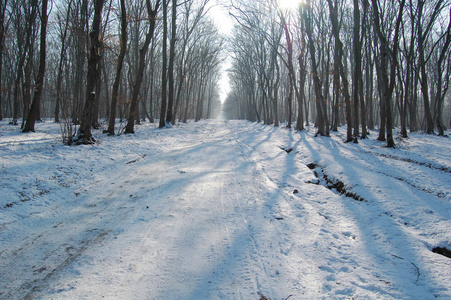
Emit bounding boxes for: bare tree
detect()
[326,0,353,142]
[371,0,406,148]
[54,0,73,123]
[304,0,328,136]
[435,7,451,136]
[159,0,168,128]
[0,0,9,121]
[417,0,447,134]
[10,0,38,125]
[75,0,105,144]
[106,0,127,135]
[125,0,162,134]
[165,0,177,126]
[353,0,367,139]
[23,0,48,132]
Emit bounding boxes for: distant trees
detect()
[1,0,450,146]
[0,0,224,142]
[224,0,451,145]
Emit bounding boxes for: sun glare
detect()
[278,0,302,10]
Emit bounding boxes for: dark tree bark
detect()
[354,0,367,139]
[417,0,443,134]
[12,1,37,124]
[366,45,374,130]
[418,30,434,132]
[21,42,34,130]
[55,0,73,123]
[166,0,177,125]
[304,1,328,137]
[159,0,168,128]
[281,15,295,129]
[371,0,405,148]
[331,41,340,132]
[352,0,360,138]
[125,0,161,134]
[0,0,9,121]
[75,0,105,144]
[23,0,48,133]
[400,49,413,138]
[327,0,353,142]
[273,56,280,127]
[72,0,89,125]
[281,13,303,130]
[435,8,451,136]
[400,2,417,138]
[106,0,127,135]
[296,49,307,131]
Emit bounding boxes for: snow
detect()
[0,119,450,299]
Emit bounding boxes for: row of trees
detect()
[0,0,224,143]
[223,0,451,147]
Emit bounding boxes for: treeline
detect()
[223,0,451,147]
[0,0,224,143]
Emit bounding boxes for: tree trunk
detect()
[274,56,280,127]
[159,0,168,128]
[366,39,374,130]
[417,0,435,134]
[75,0,104,144]
[23,0,48,132]
[327,0,353,142]
[21,46,34,129]
[304,2,327,136]
[354,0,367,139]
[72,0,88,125]
[12,2,37,124]
[330,32,340,133]
[166,0,177,126]
[106,0,127,135]
[371,0,405,148]
[125,0,161,134]
[435,9,451,136]
[297,52,306,131]
[0,0,8,121]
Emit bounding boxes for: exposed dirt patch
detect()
[279,146,294,154]
[432,247,451,258]
[306,163,365,202]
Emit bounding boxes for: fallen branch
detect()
[411,262,420,282]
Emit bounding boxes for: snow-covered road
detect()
[0,120,450,299]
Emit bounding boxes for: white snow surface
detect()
[0,119,450,299]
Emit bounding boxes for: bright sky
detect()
[278,0,303,11]
[207,0,303,103]
[208,0,234,35]
[208,0,233,103]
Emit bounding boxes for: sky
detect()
[206,0,304,103]
[208,0,234,103]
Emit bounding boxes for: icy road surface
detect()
[0,120,450,299]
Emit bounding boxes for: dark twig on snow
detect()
[411,262,420,282]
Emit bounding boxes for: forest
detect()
[223,0,451,146]
[1,0,224,144]
[1,1,451,298]
[0,0,450,146]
